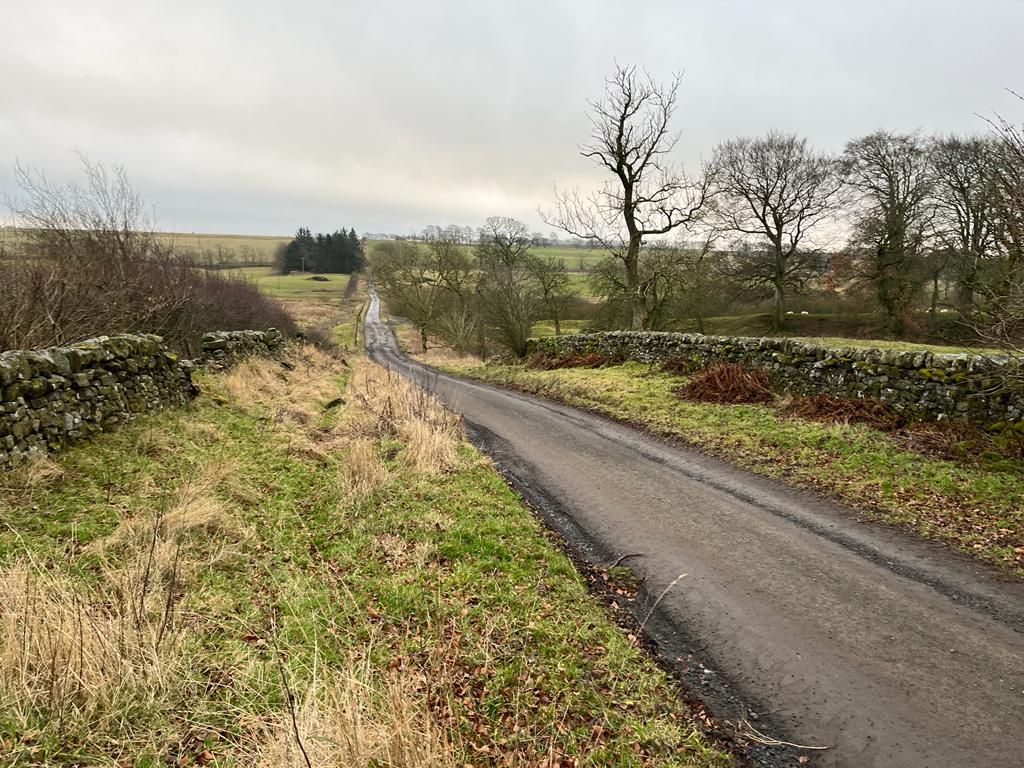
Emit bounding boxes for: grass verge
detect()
[0,344,729,766]
[438,360,1024,577]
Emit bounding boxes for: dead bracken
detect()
[676,363,776,405]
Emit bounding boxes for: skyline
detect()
[2,0,1022,236]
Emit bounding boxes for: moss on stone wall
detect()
[526,332,1023,427]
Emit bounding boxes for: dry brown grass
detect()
[338,437,390,499]
[0,458,256,755]
[92,460,246,567]
[339,363,462,475]
[395,324,482,368]
[248,656,457,768]
[0,456,66,501]
[0,546,185,749]
[280,298,344,330]
[205,344,344,413]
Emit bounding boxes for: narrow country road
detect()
[364,288,1024,768]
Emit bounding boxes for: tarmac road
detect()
[364,287,1024,768]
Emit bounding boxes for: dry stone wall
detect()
[526,331,1024,430]
[1,329,283,469]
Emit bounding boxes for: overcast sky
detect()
[2,0,1022,236]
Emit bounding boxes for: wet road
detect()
[365,288,1024,768]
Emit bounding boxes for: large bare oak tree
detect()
[544,64,712,330]
[709,131,843,331]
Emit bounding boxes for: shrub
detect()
[2,158,296,354]
[676,362,776,404]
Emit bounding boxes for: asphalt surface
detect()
[364,288,1024,768]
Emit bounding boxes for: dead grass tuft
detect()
[251,662,457,768]
[339,364,462,476]
[92,461,245,573]
[339,438,389,499]
[136,427,175,458]
[205,345,343,418]
[373,534,433,572]
[0,552,184,745]
[0,456,66,499]
[677,362,776,404]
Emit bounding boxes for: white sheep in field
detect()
[800,311,810,315]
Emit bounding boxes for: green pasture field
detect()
[224,265,354,301]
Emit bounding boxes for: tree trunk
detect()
[420,326,428,352]
[957,280,974,312]
[770,246,786,332]
[625,233,647,330]
[553,313,561,336]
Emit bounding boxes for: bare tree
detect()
[969,94,1024,370]
[527,255,577,335]
[587,241,717,332]
[370,240,446,351]
[3,156,295,352]
[475,217,542,356]
[543,64,713,330]
[929,135,1001,309]
[709,131,843,331]
[843,131,935,337]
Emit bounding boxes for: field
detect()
[0,227,291,266]
[227,266,353,300]
[156,232,290,265]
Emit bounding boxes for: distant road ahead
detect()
[365,288,1024,768]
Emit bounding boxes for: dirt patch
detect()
[677,363,776,405]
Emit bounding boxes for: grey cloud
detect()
[1,0,1021,234]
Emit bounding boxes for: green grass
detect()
[440,361,1024,576]
[0,352,727,765]
[221,266,354,301]
[530,319,590,337]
